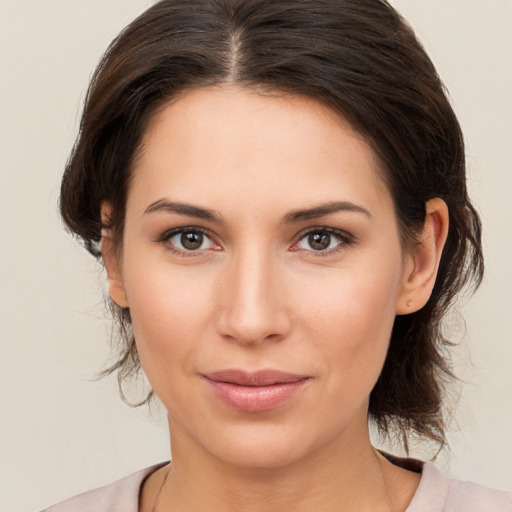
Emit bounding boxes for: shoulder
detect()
[408,462,512,512]
[446,476,512,511]
[39,463,166,512]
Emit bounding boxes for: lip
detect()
[203,369,310,412]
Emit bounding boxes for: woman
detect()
[43,0,511,510]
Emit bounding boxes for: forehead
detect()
[129,85,390,216]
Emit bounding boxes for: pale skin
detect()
[102,85,449,511]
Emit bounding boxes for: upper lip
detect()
[203,369,309,386]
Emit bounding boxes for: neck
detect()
[144,415,420,512]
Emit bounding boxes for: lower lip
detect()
[205,379,309,412]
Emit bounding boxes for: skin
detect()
[102,85,448,511]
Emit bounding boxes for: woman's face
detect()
[107,85,415,468]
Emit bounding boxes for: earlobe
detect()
[396,198,449,315]
[101,203,129,309]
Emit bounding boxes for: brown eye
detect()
[308,232,331,251]
[164,228,216,253]
[181,231,204,250]
[295,228,352,254]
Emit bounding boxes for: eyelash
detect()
[156,226,355,257]
[156,227,219,257]
[292,227,355,256]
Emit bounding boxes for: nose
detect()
[216,246,292,346]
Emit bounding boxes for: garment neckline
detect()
[137,457,435,511]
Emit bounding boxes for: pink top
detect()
[41,461,512,512]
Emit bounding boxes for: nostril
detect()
[215,258,292,344]
[217,311,291,346]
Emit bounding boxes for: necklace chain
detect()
[151,464,172,512]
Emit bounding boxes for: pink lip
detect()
[203,369,310,412]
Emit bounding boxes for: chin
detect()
[196,421,335,470]
[211,440,307,469]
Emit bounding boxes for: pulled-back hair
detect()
[60,0,483,450]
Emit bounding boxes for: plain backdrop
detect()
[1,1,511,511]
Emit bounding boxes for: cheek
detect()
[295,260,402,387]
[297,255,400,332]
[121,258,216,385]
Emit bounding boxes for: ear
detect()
[396,198,449,315]
[101,203,129,308]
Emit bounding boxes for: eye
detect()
[160,228,219,254]
[294,228,353,254]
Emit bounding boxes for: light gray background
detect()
[1,1,511,511]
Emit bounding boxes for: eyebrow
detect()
[144,199,371,223]
[144,199,224,223]
[282,201,372,223]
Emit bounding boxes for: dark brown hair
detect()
[60,0,483,450]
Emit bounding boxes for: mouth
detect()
[202,369,310,412]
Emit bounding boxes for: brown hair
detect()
[60,0,483,450]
